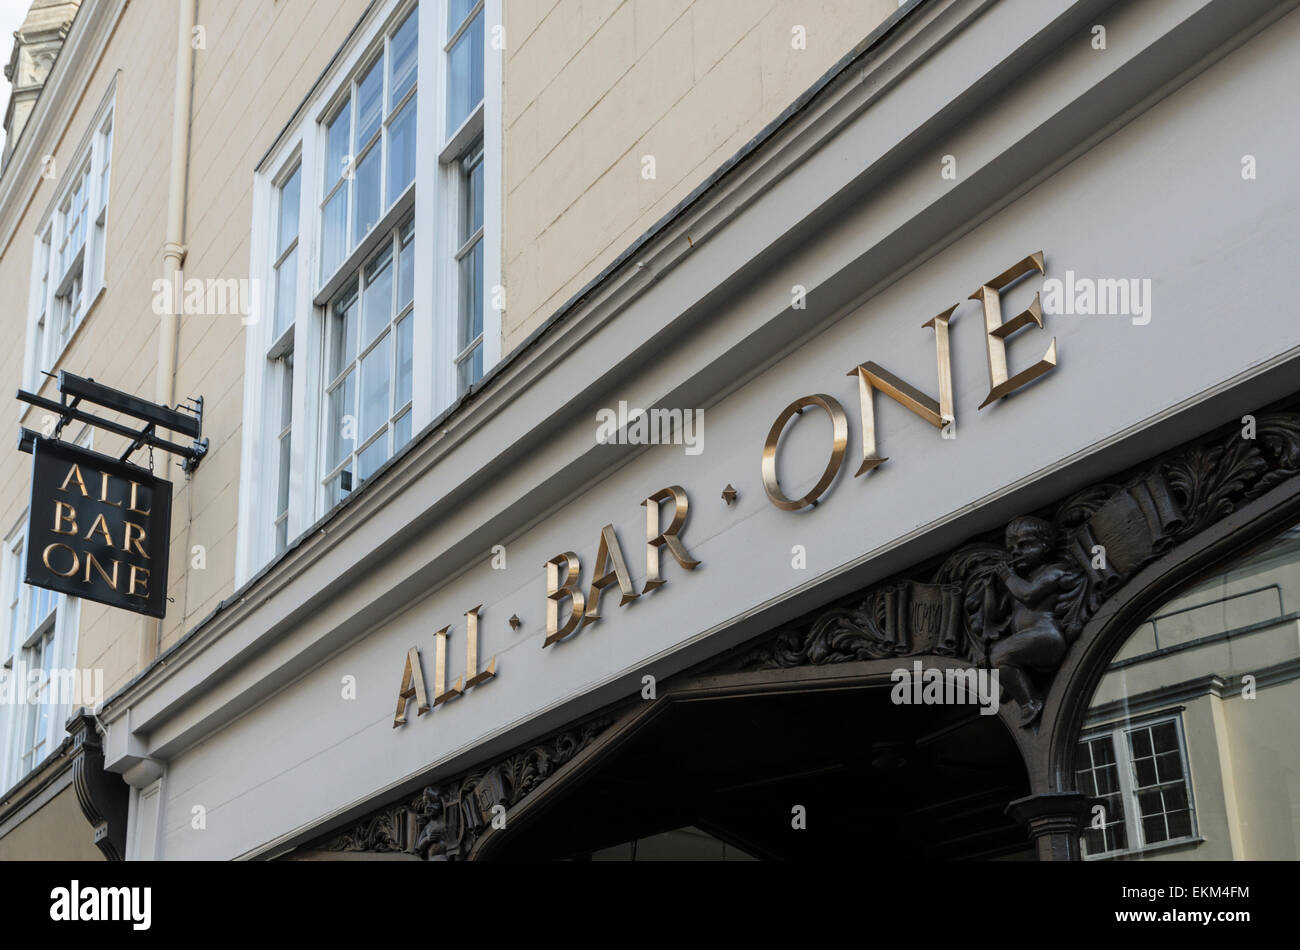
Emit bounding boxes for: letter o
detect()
[42,542,80,577]
[761,394,849,511]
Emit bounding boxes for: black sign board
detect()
[24,438,172,618]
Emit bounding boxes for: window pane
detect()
[358,434,388,482]
[395,314,412,410]
[464,153,484,239]
[387,95,417,204]
[8,560,21,656]
[356,55,385,149]
[449,0,477,33]
[446,11,483,136]
[457,343,482,394]
[359,333,391,441]
[280,355,295,428]
[1167,808,1193,839]
[327,371,356,470]
[273,248,298,339]
[398,223,414,310]
[276,433,292,516]
[1130,729,1153,758]
[393,409,412,451]
[459,239,483,346]
[326,106,350,189]
[362,244,393,345]
[1151,722,1178,754]
[326,468,353,507]
[328,291,358,381]
[1131,755,1157,788]
[390,10,418,107]
[1155,750,1181,784]
[99,120,113,208]
[278,167,301,256]
[352,148,381,246]
[321,189,347,280]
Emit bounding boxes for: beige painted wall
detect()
[500,0,897,352]
[0,0,372,701]
[0,0,899,718]
[0,784,104,859]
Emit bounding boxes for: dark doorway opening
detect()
[490,684,1033,860]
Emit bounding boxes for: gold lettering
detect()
[544,552,585,648]
[84,512,115,548]
[641,486,700,592]
[42,543,79,577]
[761,395,849,511]
[432,625,462,705]
[847,302,959,476]
[123,522,150,558]
[99,470,122,507]
[59,464,89,496]
[83,552,119,590]
[583,524,639,623]
[126,564,150,599]
[463,605,496,689]
[52,501,78,536]
[393,646,430,727]
[969,250,1056,408]
[127,481,152,516]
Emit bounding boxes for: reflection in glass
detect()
[446,12,483,136]
[352,148,381,246]
[1076,522,1300,860]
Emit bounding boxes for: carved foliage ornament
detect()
[736,412,1300,726]
[316,717,612,860]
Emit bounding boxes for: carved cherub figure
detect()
[412,787,452,861]
[983,516,1080,726]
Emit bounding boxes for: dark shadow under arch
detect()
[472,658,1033,860]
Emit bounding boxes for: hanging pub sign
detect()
[15,370,208,620]
[25,438,172,618]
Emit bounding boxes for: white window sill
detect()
[440,100,484,165]
[313,184,415,307]
[1084,835,1204,861]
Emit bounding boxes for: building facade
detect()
[0,0,1298,862]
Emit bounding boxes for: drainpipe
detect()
[139,0,197,669]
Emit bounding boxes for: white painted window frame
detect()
[1079,711,1198,860]
[21,80,116,395]
[236,0,501,585]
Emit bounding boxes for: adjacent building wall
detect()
[500,0,896,352]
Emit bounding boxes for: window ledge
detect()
[1085,835,1205,861]
[313,185,415,308]
[440,100,483,165]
